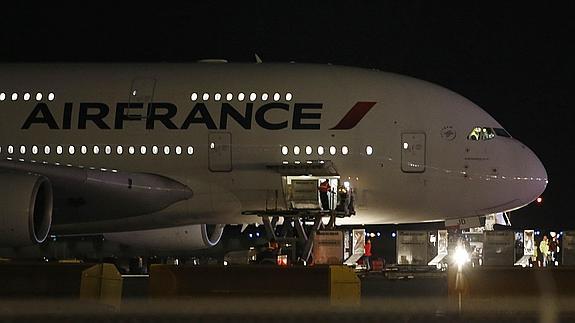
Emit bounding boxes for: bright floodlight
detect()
[453,245,470,269]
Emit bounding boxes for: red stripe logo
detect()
[330,102,376,130]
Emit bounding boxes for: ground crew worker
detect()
[318,179,331,210]
[336,185,348,213]
[364,238,372,271]
[531,244,538,267]
[257,238,280,265]
[539,235,549,267]
[549,236,558,266]
[269,238,280,254]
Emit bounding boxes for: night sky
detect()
[1,3,572,229]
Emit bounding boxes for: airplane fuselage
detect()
[0,63,548,234]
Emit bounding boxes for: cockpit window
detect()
[467,127,482,140]
[467,127,496,141]
[493,128,511,138]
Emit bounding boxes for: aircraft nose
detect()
[519,142,548,203]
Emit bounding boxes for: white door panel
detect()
[128,78,156,120]
[209,132,232,172]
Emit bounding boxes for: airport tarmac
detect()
[115,270,575,322]
[120,270,448,299]
[2,264,575,322]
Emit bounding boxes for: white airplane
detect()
[0,62,547,251]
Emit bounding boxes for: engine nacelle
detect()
[104,224,225,251]
[0,173,53,246]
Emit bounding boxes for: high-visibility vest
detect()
[539,240,549,255]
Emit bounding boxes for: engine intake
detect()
[0,173,53,246]
[202,224,225,247]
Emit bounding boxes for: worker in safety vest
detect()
[318,179,331,210]
[539,235,549,267]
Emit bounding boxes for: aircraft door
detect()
[208,132,232,172]
[128,78,156,120]
[401,132,426,173]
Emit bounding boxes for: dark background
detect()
[1,2,572,229]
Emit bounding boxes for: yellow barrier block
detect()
[80,263,123,308]
[448,266,575,299]
[149,264,360,306]
[0,263,122,308]
[329,265,361,306]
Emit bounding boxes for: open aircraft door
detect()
[266,161,341,211]
[401,132,426,173]
[208,132,232,172]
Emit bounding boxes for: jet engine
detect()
[0,173,53,246]
[104,224,225,251]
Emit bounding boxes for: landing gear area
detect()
[241,212,341,265]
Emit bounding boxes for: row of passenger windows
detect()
[0,145,195,156]
[0,92,55,102]
[190,92,292,102]
[1,144,373,157]
[467,127,511,141]
[281,145,374,156]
